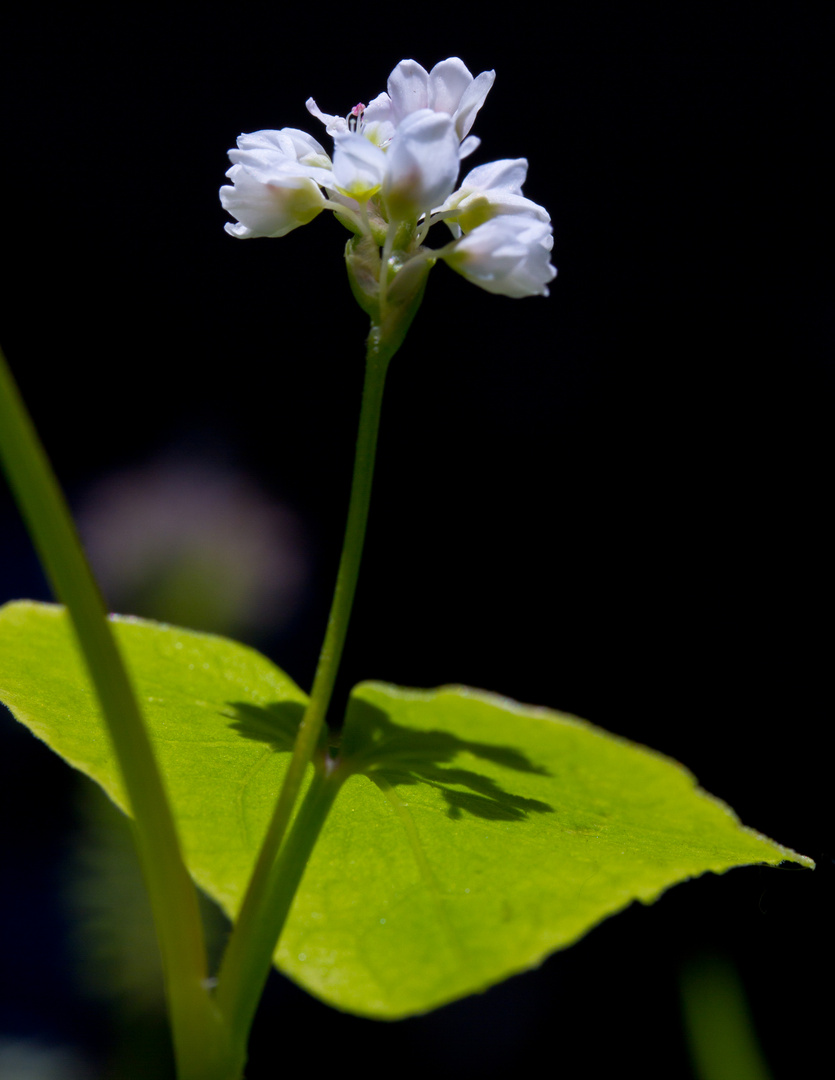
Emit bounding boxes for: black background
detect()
[1,4,831,1077]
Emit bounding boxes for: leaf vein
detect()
[370,773,466,963]
[234,745,280,848]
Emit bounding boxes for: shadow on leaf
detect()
[224,700,306,753]
[344,698,554,823]
[223,696,554,823]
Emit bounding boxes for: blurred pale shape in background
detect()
[0,1039,94,1080]
[75,453,310,639]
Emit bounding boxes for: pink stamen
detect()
[351,103,366,117]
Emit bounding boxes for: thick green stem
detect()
[214,324,397,1044]
[0,347,234,1080]
[220,763,344,1055]
[680,955,775,1080]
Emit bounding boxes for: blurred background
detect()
[0,3,831,1077]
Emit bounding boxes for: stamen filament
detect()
[415,207,464,246]
[322,199,366,234]
[378,220,398,314]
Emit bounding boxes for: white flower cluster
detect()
[220,59,555,299]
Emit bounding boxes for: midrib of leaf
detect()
[234,746,284,850]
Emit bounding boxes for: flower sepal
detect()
[376,252,433,359]
[345,234,383,320]
[345,234,434,359]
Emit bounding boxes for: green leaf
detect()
[280,682,812,1016]
[0,601,812,1020]
[0,601,308,918]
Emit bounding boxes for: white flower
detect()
[220,57,556,307]
[323,112,462,221]
[442,214,557,298]
[328,109,462,220]
[436,158,551,235]
[220,128,330,238]
[331,134,387,203]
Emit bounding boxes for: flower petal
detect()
[383,110,461,221]
[386,60,431,123]
[453,69,496,139]
[437,158,550,232]
[427,58,474,115]
[332,133,387,201]
[228,126,334,189]
[460,158,530,195]
[305,97,349,136]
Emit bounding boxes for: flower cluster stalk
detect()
[214,320,397,1047]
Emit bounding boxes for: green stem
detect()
[0,347,234,1080]
[220,762,344,1053]
[214,323,397,1043]
[680,955,774,1080]
[302,326,395,761]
